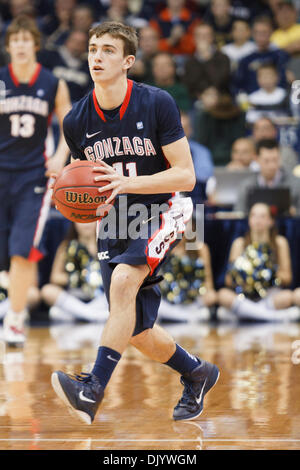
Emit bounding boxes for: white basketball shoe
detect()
[3,309,28,347]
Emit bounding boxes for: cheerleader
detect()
[158,233,217,322]
[41,222,109,322]
[218,202,300,321]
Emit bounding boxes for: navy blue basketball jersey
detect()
[63,80,185,207]
[0,63,59,170]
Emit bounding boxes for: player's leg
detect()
[9,256,37,312]
[130,323,219,421]
[126,197,219,420]
[51,262,149,424]
[99,263,150,352]
[0,170,10,317]
[3,168,50,347]
[130,324,176,362]
[3,256,37,346]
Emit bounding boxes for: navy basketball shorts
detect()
[0,166,51,270]
[97,196,193,336]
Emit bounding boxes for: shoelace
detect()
[72,372,93,383]
[178,378,199,407]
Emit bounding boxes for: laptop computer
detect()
[213,167,255,206]
[246,187,291,216]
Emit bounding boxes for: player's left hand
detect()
[93,160,128,204]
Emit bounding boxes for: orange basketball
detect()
[52,160,114,223]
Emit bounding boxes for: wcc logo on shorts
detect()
[98,251,109,260]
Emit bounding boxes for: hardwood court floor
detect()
[0,320,300,450]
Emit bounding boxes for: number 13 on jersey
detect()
[9,113,35,138]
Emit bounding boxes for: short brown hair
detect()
[257,62,278,74]
[252,15,274,30]
[88,21,138,57]
[5,15,41,49]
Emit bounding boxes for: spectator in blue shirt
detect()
[181,111,214,203]
[234,15,289,96]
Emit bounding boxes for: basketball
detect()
[52,160,114,223]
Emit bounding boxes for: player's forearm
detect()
[125,166,196,194]
[55,137,70,165]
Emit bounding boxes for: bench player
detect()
[0,15,71,346]
[51,21,219,423]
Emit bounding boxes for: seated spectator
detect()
[226,137,259,171]
[272,1,300,87]
[41,222,109,323]
[71,3,95,33]
[221,20,257,72]
[42,0,77,48]
[234,15,289,95]
[1,0,38,42]
[38,29,93,103]
[99,0,148,29]
[158,234,217,322]
[149,0,201,56]
[271,1,300,55]
[7,0,36,19]
[148,52,191,111]
[181,111,214,203]
[268,0,285,17]
[245,63,290,124]
[230,0,274,23]
[218,202,300,322]
[251,116,299,173]
[194,86,246,166]
[234,139,300,215]
[128,25,160,83]
[203,0,234,48]
[183,22,231,100]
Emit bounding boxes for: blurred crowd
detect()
[1,0,300,324]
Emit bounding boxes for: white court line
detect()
[0,438,299,442]
[0,439,198,442]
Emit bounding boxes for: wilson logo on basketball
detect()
[65,191,107,205]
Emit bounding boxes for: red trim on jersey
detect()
[8,63,42,87]
[28,63,42,86]
[8,63,19,87]
[93,89,106,122]
[119,79,133,120]
[93,79,133,122]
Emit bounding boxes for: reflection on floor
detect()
[0,320,300,450]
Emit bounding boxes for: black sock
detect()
[164,344,200,376]
[91,346,121,389]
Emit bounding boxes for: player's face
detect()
[7,30,37,64]
[88,33,135,84]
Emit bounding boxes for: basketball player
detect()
[0,16,71,346]
[51,21,219,423]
